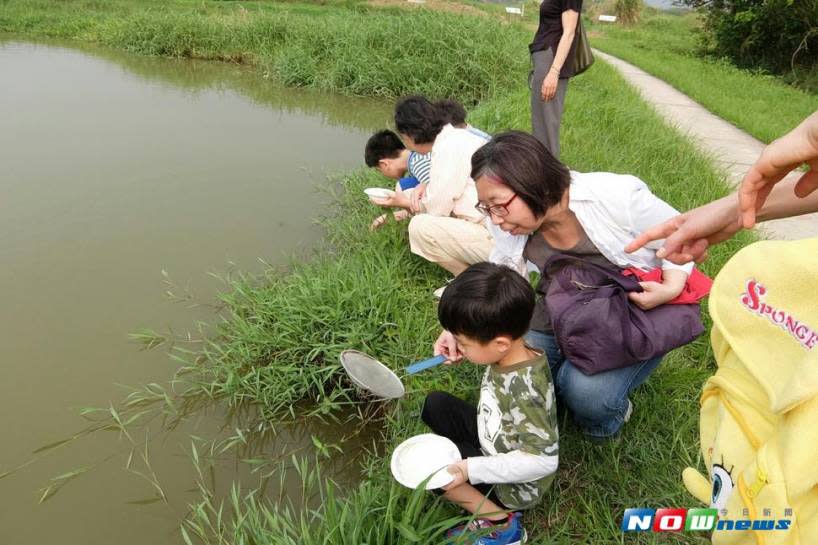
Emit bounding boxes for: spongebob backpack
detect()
[682,238,818,544]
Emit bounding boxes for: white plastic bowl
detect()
[390,433,461,489]
[364,187,395,200]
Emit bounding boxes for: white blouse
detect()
[490,170,695,276]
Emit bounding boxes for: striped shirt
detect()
[407,151,432,185]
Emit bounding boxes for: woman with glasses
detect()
[435,131,694,441]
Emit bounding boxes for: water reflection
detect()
[73,43,389,130]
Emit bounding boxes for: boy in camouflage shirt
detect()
[422,263,559,545]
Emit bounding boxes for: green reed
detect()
[1,0,530,104]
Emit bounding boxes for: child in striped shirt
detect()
[364,129,431,230]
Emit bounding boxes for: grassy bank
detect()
[4,1,758,542]
[0,0,528,104]
[175,62,752,543]
[590,11,817,144]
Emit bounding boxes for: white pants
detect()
[408,214,493,265]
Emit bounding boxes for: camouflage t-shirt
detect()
[469,353,559,510]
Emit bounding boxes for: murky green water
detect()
[0,39,391,544]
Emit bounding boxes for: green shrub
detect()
[683,0,818,73]
[614,0,643,25]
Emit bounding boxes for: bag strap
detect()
[543,253,643,293]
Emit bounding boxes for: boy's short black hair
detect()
[435,99,467,127]
[438,262,535,343]
[394,95,445,145]
[364,130,406,167]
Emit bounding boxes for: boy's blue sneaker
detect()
[446,512,526,545]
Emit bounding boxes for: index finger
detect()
[625,219,679,255]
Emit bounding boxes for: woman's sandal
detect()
[393,210,410,222]
[370,213,389,231]
[370,210,411,231]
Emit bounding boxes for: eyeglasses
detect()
[475,193,517,217]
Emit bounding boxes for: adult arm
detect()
[625,180,692,309]
[626,181,695,275]
[625,110,818,264]
[739,110,818,228]
[409,183,426,214]
[370,192,412,211]
[627,178,818,264]
[628,267,688,310]
[541,9,579,101]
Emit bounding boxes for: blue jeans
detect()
[524,330,663,439]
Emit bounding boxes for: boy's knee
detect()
[421,391,449,426]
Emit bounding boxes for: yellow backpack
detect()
[683,238,818,544]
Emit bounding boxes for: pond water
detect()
[0,39,391,544]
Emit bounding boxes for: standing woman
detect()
[529,0,581,159]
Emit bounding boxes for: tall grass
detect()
[0,0,529,103]
[614,0,642,25]
[182,435,477,545]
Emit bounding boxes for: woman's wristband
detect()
[549,65,561,75]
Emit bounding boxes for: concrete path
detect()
[594,49,818,241]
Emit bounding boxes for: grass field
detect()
[590,10,817,144]
[173,63,751,544]
[2,1,760,542]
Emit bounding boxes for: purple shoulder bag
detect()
[543,254,704,375]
